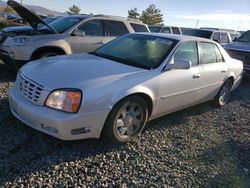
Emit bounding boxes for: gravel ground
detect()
[0,61,249,187]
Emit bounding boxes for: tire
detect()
[37,51,60,59]
[213,79,233,107]
[102,96,148,144]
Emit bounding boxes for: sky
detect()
[6,0,250,31]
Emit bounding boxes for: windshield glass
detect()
[183,29,212,39]
[237,31,250,42]
[40,17,84,33]
[94,34,176,69]
[149,27,162,33]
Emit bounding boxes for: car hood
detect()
[2,26,32,32]
[7,0,57,34]
[224,42,250,52]
[21,53,146,91]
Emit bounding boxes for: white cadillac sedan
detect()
[9,33,243,143]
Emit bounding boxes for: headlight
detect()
[45,89,82,113]
[12,36,31,46]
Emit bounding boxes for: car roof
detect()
[65,15,92,19]
[132,32,215,43]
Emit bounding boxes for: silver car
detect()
[9,33,243,143]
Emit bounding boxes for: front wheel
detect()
[102,96,148,143]
[213,79,233,107]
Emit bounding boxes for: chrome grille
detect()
[17,73,44,105]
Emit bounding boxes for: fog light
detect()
[71,127,91,135]
[9,52,15,59]
[41,124,58,134]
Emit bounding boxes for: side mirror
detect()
[71,29,85,37]
[173,59,191,69]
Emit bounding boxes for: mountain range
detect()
[0,0,67,16]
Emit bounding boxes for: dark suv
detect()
[224,30,250,76]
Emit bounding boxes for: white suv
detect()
[0,0,149,69]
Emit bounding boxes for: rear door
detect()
[198,42,228,100]
[104,20,129,40]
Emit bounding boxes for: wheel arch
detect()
[109,92,154,118]
[31,46,68,60]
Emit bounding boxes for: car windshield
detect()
[93,34,176,70]
[237,31,250,42]
[183,29,212,39]
[40,17,84,33]
[149,27,162,33]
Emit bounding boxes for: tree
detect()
[140,4,164,25]
[128,8,140,20]
[68,5,81,15]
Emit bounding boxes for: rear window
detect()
[161,27,171,34]
[105,20,129,36]
[130,23,148,32]
[149,26,162,33]
[220,33,229,43]
[172,27,181,34]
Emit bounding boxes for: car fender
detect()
[109,85,157,114]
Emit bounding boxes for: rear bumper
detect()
[232,73,243,91]
[9,84,110,140]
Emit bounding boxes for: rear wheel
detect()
[213,79,233,107]
[102,96,148,143]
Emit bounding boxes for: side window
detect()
[130,23,148,32]
[105,20,129,36]
[172,27,181,34]
[173,41,198,66]
[78,20,104,36]
[212,32,220,42]
[220,33,229,43]
[161,27,171,33]
[214,44,224,62]
[199,42,217,64]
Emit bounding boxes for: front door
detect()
[158,41,202,115]
[69,19,110,53]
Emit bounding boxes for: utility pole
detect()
[195,19,199,28]
[21,0,22,4]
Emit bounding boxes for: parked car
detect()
[0,0,149,69]
[149,25,182,35]
[223,30,250,76]
[200,27,241,42]
[183,28,234,45]
[9,33,243,143]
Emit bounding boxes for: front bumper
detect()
[9,84,110,140]
[0,49,28,70]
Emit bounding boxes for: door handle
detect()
[221,70,226,73]
[193,73,201,79]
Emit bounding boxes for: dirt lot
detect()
[0,61,249,187]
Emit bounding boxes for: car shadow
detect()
[0,60,16,83]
